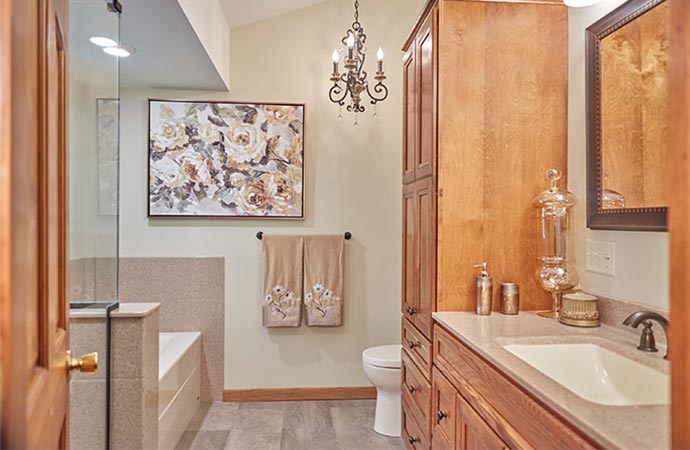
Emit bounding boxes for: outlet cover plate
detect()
[586,239,616,276]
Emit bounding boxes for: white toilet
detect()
[362,344,402,437]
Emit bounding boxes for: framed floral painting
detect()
[148,99,305,218]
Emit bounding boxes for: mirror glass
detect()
[599,1,669,210]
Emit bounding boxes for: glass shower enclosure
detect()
[68,0,120,448]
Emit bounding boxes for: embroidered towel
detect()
[262,235,303,328]
[304,234,344,327]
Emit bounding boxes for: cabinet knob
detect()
[437,410,447,422]
[408,436,419,444]
[408,385,416,393]
[408,341,418,349]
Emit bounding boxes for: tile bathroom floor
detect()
[176,399,404,450]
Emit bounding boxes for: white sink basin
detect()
[503,343,669,406]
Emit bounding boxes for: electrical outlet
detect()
[586,239,616,276]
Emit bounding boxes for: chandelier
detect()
[329,0,388,124]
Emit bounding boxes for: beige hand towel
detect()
[304,235,344,327]
[262,235,303,328]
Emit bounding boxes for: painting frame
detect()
[147,99,306,219]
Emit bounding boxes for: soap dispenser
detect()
[474,263,493,316]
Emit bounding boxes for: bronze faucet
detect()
[623,311,669,359]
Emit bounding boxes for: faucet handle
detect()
[637,320,658,353]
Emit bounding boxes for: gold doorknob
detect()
[66,351,98,373]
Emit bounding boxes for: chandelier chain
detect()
[354,0,359,23]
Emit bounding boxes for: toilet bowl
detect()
[362,345,402,437]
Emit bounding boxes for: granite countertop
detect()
[70,302,160,319]
[433,311,670,450]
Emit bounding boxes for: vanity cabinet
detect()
[401,0,568,447]
[429,323,596,450]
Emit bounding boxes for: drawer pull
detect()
[407,385,416,393]
[406,306,417,315]
[408,341,418,349]
[408,436,420,444]
[437,410,447,422]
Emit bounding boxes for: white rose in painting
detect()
[152,156,185,188]
[264,172,297,214]
[179,152,212,185]
[152,121,189,151]
[224,123,266,163]
[197,123,221,145]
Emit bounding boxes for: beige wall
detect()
[568,0,669,310]
[119,0,425,389]
[176,0,231,89]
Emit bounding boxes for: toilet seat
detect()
[362,345,401,369]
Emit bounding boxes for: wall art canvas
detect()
[97,98,119,216]
[148,99,305,218]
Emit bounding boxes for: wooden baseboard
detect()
[223,386,377,402]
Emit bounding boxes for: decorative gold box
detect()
[559,291,600,327]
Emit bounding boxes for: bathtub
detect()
[158,332,202,450]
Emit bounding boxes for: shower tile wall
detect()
[119,257,225,401]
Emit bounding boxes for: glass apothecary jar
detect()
[533,169,578,319]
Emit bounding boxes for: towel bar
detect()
[256,231,352,240]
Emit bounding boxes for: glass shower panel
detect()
[68,1,120,449]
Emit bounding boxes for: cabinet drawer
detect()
[431,424,454,450]
[402,350,431,430]
[402,398,431,450]
[432,367,455,444]
[402,318,432,379]
[433,324,594,449]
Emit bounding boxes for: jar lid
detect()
[533,169,577,209]
[563,291,598,302]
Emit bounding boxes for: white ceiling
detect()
[70,0,227,90]
[219,0,327,29]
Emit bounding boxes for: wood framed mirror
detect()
[586,0,669,231]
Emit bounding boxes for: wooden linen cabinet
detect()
[400,0,569,448]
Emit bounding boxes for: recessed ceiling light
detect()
[563,0,603,7]
[89,36,118,47]
[103,44,136,58]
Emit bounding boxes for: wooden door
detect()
[669,0,690,446]
[455,393,508,450]
[403,183,418,319]
[0,0,70,448]
[415,11,436,181]
[414,177,436,338]
[403,47,417,185]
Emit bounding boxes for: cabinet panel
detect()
[402,350,431,432]
[456,393,508,450]
[416,12,436,180]
[403,398,431,450]
[403,48,417,185]
[403,184,417,317]
[432,367,455,444]
[415,177,436,338]
[402,318,432,378]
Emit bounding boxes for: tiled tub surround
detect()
[70,303,160,450]
[118,257,225,402]
[433,312,669,449]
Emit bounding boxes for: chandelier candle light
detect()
[329,0,388,124]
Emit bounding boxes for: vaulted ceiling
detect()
[219,0,327,29]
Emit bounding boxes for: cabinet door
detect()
[456,394,509,450]
[403,47,417,185]
[415,12,436,180]
[402,183,417,317]
[432,368,456,447]
[415,177,436,338]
